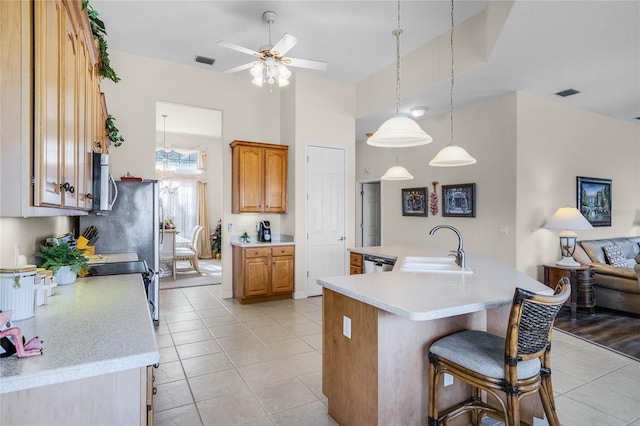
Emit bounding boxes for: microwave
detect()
[91,152,118,212]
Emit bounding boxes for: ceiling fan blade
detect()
[216,40,261,58]
[224,62,255,74]
[271,33,298,57]
[283,57,328,71]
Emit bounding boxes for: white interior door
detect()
[362,182,381,247]
[306,146,346,297]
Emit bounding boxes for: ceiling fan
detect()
[216,11,328,90]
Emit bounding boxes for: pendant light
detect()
[429,0,476,167]
[367,1,433,148]
[381,154,414,180]
[157,114,178,194]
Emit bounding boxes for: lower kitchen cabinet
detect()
[350,252,363,275]
[233,245,295,304]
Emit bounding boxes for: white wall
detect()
[515,91,640,279]
[0,217,76,265]
[102,51,281,296]
[357,93,518,264]
[283,73,356,298]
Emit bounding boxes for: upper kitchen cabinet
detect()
[231,141,288,214]
[0,0,103,216]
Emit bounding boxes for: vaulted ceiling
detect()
[93,1,640,139]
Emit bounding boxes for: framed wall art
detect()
[577,176,611,227]
[442,183,476,218]
[402,187,428,217]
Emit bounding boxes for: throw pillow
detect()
[603,244,627,268]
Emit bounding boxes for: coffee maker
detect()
[258,220,271,242]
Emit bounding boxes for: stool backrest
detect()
[506,278,571,365]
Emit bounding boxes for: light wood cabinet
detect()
[233,245,295,304]
[0,0,103,216]
[350,252,363,275]
[230,140,288,214]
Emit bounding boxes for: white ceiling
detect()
[92,0,640,140]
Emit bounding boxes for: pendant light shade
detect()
[367,1,432,149]
[381,165,414,180]
[367,114,433,147]
[429,144,477,167]
[430,0,476,167]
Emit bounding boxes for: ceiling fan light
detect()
[367,114,434,148]
[250,63,263,77]
[381,165,414,180]
[279,64,291,79]
[252,76,263,87]
[278,77,289,87]
[429,144,477,167]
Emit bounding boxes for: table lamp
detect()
[544,206,594,267]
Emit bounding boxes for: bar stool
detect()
[427,278,571,426]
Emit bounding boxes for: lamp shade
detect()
[367,114,433,148]
[381,165,414,180]
[429,144,477,167]
[544,207,593,231]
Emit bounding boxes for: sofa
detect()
[573,237,640,315]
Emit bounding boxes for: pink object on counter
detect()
[0,310,43,358]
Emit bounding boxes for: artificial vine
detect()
[105,115,124,147]
[82,0,120,83]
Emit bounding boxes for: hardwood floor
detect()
[554,306,640,360]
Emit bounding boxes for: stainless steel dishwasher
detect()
[363,255,395,273]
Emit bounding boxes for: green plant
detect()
[211,220,222,254]
[82,0,120,83]
[105,115,124,147]
[38,243,88,275]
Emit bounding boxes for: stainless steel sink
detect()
[400,256,473,274]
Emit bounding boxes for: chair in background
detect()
[174,225,204,274]
[427,278,571,426]
[159,229,176,280]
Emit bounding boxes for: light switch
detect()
[499,225,508,235]
[228,223,233,232]
[343,316,351,339]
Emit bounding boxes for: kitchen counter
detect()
[0,252,159,394]
[319,246,551,425]
[230,233,295,248]
[322,246,551,321]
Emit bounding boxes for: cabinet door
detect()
[244,256,270,296]
[76,32,91,209]
[33,0,63,207]
[271,255,294,293]
[234,145,264,213]
[60,4,78,209]
[264,147,288,213]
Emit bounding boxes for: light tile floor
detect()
[154,285,640,426]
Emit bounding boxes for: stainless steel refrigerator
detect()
[80,180,161,325]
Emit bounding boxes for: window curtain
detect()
[197,181,212,259]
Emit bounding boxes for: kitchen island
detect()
[318,247,552,426]
[0,253,159,425]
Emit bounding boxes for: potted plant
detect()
[211,219,222,258]
[38,243,88,285]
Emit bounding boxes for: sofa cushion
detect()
[580,237,640,264]
[603,244,627,267]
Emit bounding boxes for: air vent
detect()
[555,88,580,97]
[194,55,215,66]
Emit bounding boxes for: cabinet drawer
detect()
[350,252,363,267]
[272,245,294,257]
[244,247,272,258]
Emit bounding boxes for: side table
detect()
[543,264,595,320]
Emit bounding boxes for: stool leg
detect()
[470,386,482,425]
[428,358,439,425]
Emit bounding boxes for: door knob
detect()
[339,236,345,241]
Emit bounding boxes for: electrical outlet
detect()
[228,223,232,232]
[444,373,453,387]
[343,316,351,339]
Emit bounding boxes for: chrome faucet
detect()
[429,225,466,269]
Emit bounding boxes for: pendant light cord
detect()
[450,0,455,144]
[394,0,402,115]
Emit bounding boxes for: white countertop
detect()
[318,246,551,321]
[230,234,295,248]
[0,253,159,394]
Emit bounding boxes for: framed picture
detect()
[402,187,428,217]
[577,176,611,227]
[442,183,476,218]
